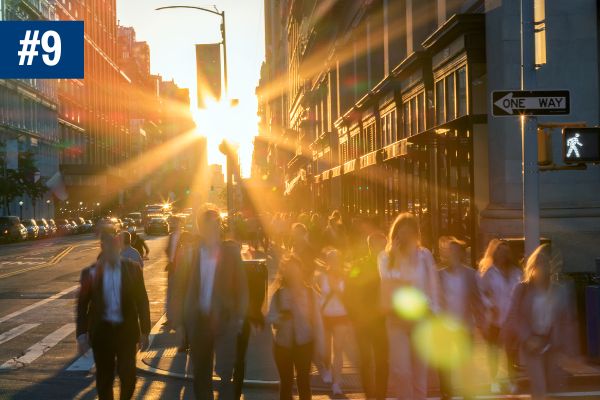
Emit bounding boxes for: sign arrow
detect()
[492,90,570,117]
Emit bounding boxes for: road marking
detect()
[0,323,40,345]
[0,323,75,370]
[66,349,94,372]
[0,245,76,280]
[0,285,78,324]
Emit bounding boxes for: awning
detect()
[408,114,487,145]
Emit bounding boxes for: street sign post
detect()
[492,90,570,116]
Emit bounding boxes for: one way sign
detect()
[492,90,570,117]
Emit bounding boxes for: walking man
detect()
[120,231,144,268]
[76,232,150,400]
[172,205,249,400]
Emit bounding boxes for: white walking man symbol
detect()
[566,133,583,158]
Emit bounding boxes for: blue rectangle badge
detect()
[0,21,84,79]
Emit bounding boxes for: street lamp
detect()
[155,5,229,95]
[18,201,23,220]
[46,199,51,218]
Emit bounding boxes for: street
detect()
[0,234,598,399]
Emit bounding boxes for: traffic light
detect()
[562,128,600,164]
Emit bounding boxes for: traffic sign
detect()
[492,90,570,116]
[563,128,600,163]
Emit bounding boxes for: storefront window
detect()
[418,93,425,133]
[436,80,445,125]
[403,102,410,138]
[446,73,456,121]
[457,66,467,117]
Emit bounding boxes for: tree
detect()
[0,142,23,215]
[17,152,48,218]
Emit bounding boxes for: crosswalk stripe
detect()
[66,349,95,372]
[0,285,78,324]
[0,323,40,345]
[0,323,75,370]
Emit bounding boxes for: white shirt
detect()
[103,261,123,323]
[480,265,522,326]
[168,231,181,263]
[199,246,218,313]
[443,269,467,321]
[318,273,347,317]
[531,288,554,335]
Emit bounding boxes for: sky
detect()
[116,0,265,176]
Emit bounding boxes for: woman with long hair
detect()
[502,244,573,399]
[478,239,522,393]
[268,254,324,400]
[378,213,440,399]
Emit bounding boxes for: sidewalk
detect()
[137,246,600,396]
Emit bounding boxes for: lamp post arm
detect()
[155,5,228,96]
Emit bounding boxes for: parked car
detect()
[0,216,28,243]
[35,219,51,238]
[57,219,73,235]
[22,219,39,240]
[77,217,92,233]
[46,219,58,236]
[68,219,80,234]
[145,217,169,235]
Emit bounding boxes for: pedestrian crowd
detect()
[76,205,577,400]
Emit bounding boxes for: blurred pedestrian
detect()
[164,216,184,330]
[478,239,522,393]
[503,244,573,399]
[130,228,149,260]
[308,213,326,252]
[378,213,440,400]
[76,232,150,400]
[437,237,482,400]
[171,205,249,400]
[317,248,356,397]
[268,254,324,400]
[120,231,143,268]
[290,222,318,282]
[346,232,388,400]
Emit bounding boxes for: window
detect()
[457,67,467,116]
[403,102,410,139]
[436,80,445,125]
[381,109,398,146]
[534,0,547,67]
[417,93,425,133]
[446,73,456,121]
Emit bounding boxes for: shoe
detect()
[321,368,332,384]
[490,381,501,394]
[332,383,343,396]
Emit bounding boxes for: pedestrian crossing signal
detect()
[563,128,600,164]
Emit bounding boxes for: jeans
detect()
[386,320,427,400]
[273,341,313,400]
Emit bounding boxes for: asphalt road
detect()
[0,234,599,399]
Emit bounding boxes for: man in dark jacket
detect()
[76,232,150,400]
[172,205,249,400]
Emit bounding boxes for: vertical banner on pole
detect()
[195,43,222,108]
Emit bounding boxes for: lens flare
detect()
[412,314,472,370]
[392,287,428,321]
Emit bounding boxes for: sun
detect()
[191,96,259,176]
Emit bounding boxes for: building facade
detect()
[55,0,132,214]
[256,0,600,272]
[0,0,58,219]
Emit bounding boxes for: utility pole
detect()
[521,0,540,256]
